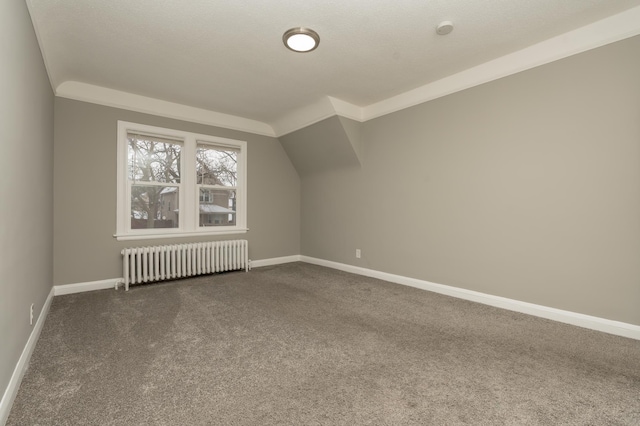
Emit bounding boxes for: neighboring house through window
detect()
[115,121,247,240]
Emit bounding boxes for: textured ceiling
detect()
[27,0,640,127]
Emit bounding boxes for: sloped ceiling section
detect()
[279,116,362,177]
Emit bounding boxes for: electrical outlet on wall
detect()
[356,249,361,259]
[30,303,34,326]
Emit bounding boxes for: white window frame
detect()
[115,121,247,241]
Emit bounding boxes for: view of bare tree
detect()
[196,146,237,186]
[128,135,181,228]
[196,145,238,226]
[128,136,238,229]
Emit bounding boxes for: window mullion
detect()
[182,136,196,231]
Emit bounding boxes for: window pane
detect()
[196,144,237,186]
[199,188,236,227]
[128,134,181,183]
[131,185,179,229]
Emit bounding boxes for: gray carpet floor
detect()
[7,262,640,425]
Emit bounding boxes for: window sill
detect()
[114,228,248,242]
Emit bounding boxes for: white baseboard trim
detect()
[54,278,120,296]
[250,255,301,269]
[54,256,305,295]
[299,256,640,341]
[51,257,302,296]
[43,257,640,340]
[52,256,303,295]
[0,287,55,425]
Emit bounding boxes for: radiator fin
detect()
[121,240,249,291]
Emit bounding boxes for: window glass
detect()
[130,185,179,229]
[116,121,246,240]
[199,188,236,227]
[128,134,181,183]
[196,144,237,186]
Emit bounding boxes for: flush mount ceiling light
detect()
[283,27,320,52]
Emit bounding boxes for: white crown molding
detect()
[362,5,640,121]
[299,256,640,341]
[271,96,364,137]
[328,97,364,122]
[273,5,640,136]
[270,97,340,137]
[55,81,276,137]
[52,6,640,138]
[0,287,55,425]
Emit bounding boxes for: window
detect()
[116,121,247,240]
[196,144,238,227]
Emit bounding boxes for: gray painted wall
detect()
[300,35,640,326]
[54,98,300,286]
[0,0,54,409]
[279,115,361,177]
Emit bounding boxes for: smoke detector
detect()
[436,21,454,35]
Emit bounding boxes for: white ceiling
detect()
[27,0,640,136]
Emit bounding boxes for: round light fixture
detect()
[283,27,320,52]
